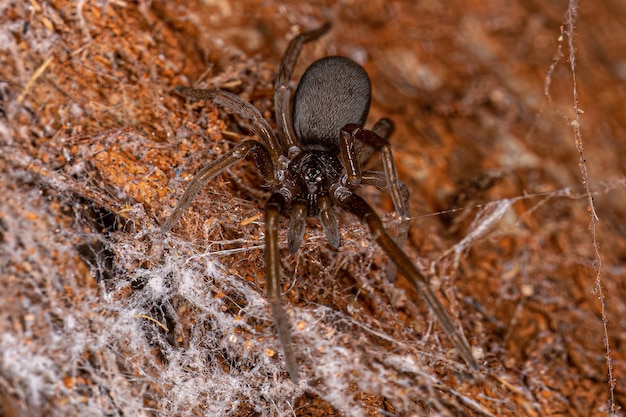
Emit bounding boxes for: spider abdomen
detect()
[293,56,371,153]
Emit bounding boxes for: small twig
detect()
[133,314,169,332]
[17,57,53,104]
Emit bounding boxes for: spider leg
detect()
[274,22,331,156]
[360,171,410,214]
[335,190,479,370]
[339,125,365,184]
[356,117,395,163]
[361,170,411,239]
[161,140,274,233]
[175,87,283,163]
[359,170,411,281]
[340,123,410,231]
[265,192,300,383]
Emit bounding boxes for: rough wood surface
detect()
[1,1,624,416]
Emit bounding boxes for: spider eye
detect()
[305,167,322,184]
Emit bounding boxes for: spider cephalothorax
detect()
[162,23,478,383]
[284,151,341,212]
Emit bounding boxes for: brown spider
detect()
[162,23,478,383]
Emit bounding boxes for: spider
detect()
[162,22,478,383]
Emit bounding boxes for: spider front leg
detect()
[161,140,274,233]
[336,191,479,370]
[265,192,300,383]
[163,86,284,231]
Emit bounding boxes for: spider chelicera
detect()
[162,23,478,383]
